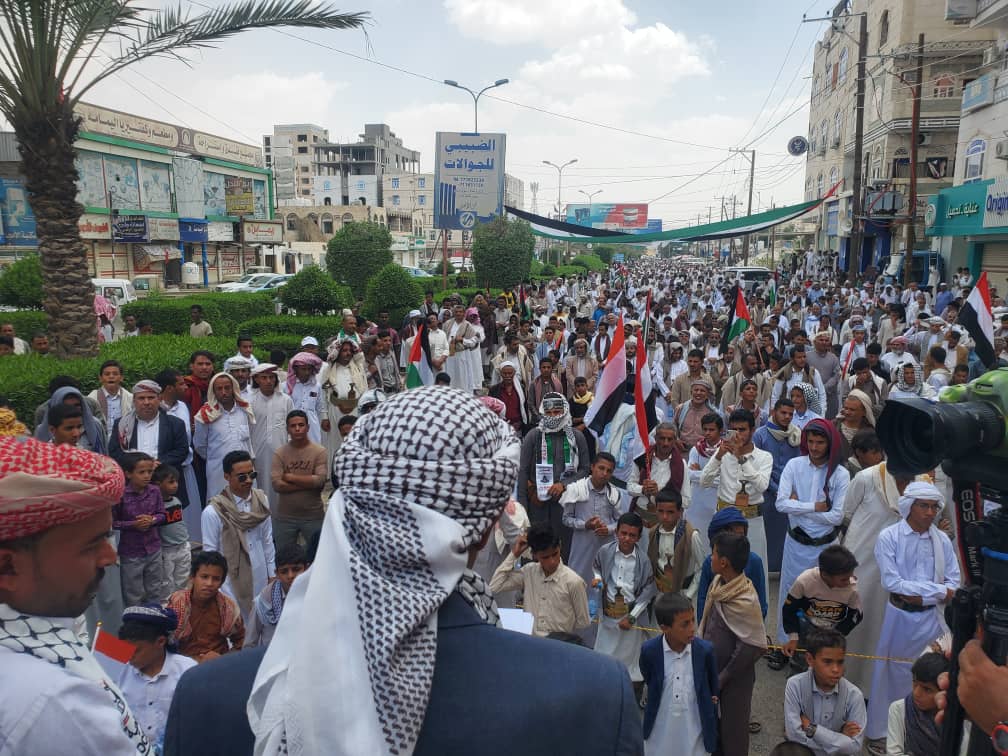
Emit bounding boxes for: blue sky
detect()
[87,0,832,226]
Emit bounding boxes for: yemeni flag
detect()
[92,626,136,680]
[958,271,996,368]
[586,313,627,436]
[406,325,434,388]
[721,283,752,354]
[767,272,778,308]
[632,291,657,462]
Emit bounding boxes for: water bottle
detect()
[588,583,601,620]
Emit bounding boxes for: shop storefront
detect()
[927,178,1008,296]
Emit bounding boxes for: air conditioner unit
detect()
[918,133,933,146]
[996,140,1008,160]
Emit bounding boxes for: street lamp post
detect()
[443,78,510,133]
[579,189,602,211]
[543,158,577,266]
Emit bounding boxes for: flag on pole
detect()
[519,283,531,319]
[767,272,778,308]
[632,290,656,466]
[92,625,135,680]
[958,271,996,368]
[721,284,752,354]
[406,325,434,388]
[586,314,627,436]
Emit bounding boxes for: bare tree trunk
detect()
[15,104,97,358]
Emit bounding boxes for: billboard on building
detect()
[173,157,205,219]
[104,154,140,211]
[0,179,35,246]
[628,218,662,235]
[434,132,506,230]
[225,176,255,216]
[75,150,107,209]
[565,203,649,230]
[139,160,173,212]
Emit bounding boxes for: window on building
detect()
[812,75,819,102]
[831,61,839,90]
[418,195,426,206]
[417,177,426,188]
[322,214,333,235]
[286,213,297,231]
[821,119,829,147]
[839,48,849,85]
[964,140,986,183]
[264,137,271,146]
[391,177,399,189]
[392,195,400,206]
[810,126,817,154]
[324,197,332,206]
[829,166,840,188]
[879,10,889,46]
[297,146,308,154]
[342,213,355,223]
[301,177,310,184]
[308,213,318,227]
[817,173,824,197]
[892,158,911,179]
[297,134,307,142]
[429,230,437,241]
[834,111,842,144]
[933,74,956,98]
[806,177,813,198]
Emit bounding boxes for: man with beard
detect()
[624,422,690,528]
[753,398,802,575]
[0,438,152,754]
[719,352,769,413]
[806,331,841,419]
[488,361,529,435]
[182,350,216,503]
[517,392,591,561]
[193,372,255,500]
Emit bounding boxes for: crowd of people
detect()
[0,251,1006,756]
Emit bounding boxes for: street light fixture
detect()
[543,158,578,221]
[579,189,602,210]
[443,78,510,133]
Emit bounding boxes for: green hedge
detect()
[236,316,339,343]
[0,334,274,424]
[121,293,275,336]
[0,310,48,338]
[433,287,504,306]
[569,254,606,271]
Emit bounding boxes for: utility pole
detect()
[731,148,757,264]
[847,12,869,284]
[905,33,925,288]
[769,200,777,271]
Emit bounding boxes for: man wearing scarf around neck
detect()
[625,422,690,529]
[109,380,190,476]
[0,438,151,754]
[753,397,803,574]
[193,372,256,501]
[517,392,590,562]
[864,481,960,749]
[166,387,644,756]
[768,419,849,672]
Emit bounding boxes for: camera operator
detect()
[936,639,1008,749]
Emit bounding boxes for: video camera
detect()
[878,368,1008,756]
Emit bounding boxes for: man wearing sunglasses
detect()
[201,450,275,619]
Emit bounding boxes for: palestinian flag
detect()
[721,283,752,354]
[586,313,627,436]
[406,325,434,388]
[958,271,996,368]
[766,272,778,308]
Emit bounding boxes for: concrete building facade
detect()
[313,124,420,207]
[263,124,329,203]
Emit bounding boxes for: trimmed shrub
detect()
[236,316,340,345]
[540,263,556,277]
[279,265,351,315]
[471,216,533,288]
[363,264,423,327]
[121,292,274,335]
[0,310,48,339]
[570,254,606,272]
[325,221,393,298]
[0,255,44,310]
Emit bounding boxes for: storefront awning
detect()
[507,183,840,244]
[134,244,182,267]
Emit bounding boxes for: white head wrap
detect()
[897,481,944,519]
[248,387,520,756]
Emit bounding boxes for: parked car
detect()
[92,278,138,306]
[219,273,278,293]
[214,267,274,292]
[402,266,433,278]
[232,273,291,293]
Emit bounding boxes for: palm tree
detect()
[0,0,368,357]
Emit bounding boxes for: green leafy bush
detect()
[433,287,503,306]
[471,217,534,289]
[363,264,423,327]
[236,316,340,345]
[121,292,274,336]
[530,259,544,277]
[279,265,351,315]
[325,222,393,298]
[570,254,606,272]
[0,255,44,309]
[0,310,47,338]
[540,263,556,277]
[0,335,242,423]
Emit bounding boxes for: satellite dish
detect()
[788,136,809,156]
[840,218,854,235]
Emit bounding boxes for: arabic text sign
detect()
[434,132,506,231]
[225,176,255,216]
[242,220,283,243]
[112,214,148,243]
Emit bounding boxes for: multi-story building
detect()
[263,124,329,203]
[803,0,993,273]
[505,173,525,211]
[313,124,420,207]
[926,1,1008,288]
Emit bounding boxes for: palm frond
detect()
[74,0,368,101]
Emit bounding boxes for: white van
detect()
[92,278,138,306]
[723,266,773,292]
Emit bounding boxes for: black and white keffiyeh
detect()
[538,392,579,469]
[248,386,520,756]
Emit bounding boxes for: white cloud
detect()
[442,0,636,46]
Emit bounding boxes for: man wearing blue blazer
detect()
[640,591,719,755]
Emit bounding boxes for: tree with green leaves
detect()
[471,217,534,289]
[0,0,367,357]
[279,264,350,315]
[0,255,44,310]
[363,264,422,328]
[594,245,616,265]
[325,221,393,298]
